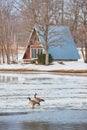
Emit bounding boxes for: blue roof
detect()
[35,25,80,60]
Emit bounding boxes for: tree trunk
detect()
[6,50,11,64]
[81,47,85,61]
[82,25,87,63]
[1,40,10,64]
[85,44,87,63]
[0,42,5,63]
[45,25,49,65]
[45,49,49,65]
[0,49,1,64]
[16,43,18,62]
[2,47,5,63]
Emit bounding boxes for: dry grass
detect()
[0,68,87,75]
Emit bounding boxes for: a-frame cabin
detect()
[23,25,80,61]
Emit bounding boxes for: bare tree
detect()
[65,0,87,63]
[0,0,17,64]
[78,0,87,62]
[20,0,64,65]
[2,0,86,64]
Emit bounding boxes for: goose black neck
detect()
[27,97,31,100]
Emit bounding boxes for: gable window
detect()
[32,49,36,58]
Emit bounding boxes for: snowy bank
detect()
[0,60,87,73]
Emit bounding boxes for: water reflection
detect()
[0,75,18,83]
[0,121,87,130]
[22,122,87,130]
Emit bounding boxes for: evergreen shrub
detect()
[37,53,53,64]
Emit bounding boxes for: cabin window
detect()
[38,49,43,54]
[32,49,36,58]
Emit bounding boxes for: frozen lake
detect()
[0,73,87,112]
[0,73,87,130]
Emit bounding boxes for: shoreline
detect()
[0,69,87,76]
[0,60,87,75]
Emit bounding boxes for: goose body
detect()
[34,93,44,105]
[27,97,38,108]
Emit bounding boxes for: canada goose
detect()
[34,93,44,105]
[27,97,38,108]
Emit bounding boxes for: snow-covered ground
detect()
[0,50,87,71]
[0,59,87,71]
